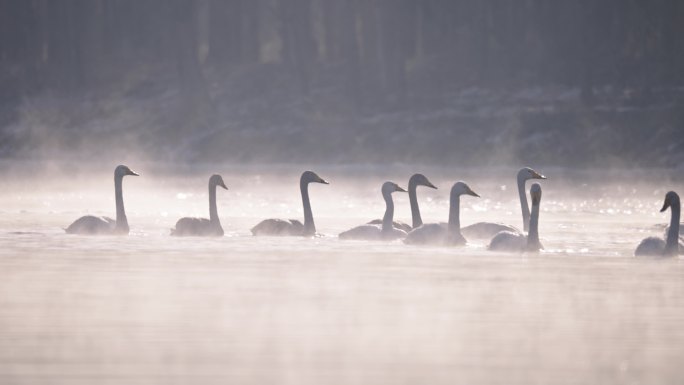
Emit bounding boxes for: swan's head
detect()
[409,173,437,189]
[451,181,480,198]
[115,165,139,178]
[530,183,542,205]
[210,174,228,190]
[518,167,546,181]
[301,171,329,185]
[382,181,407,195]
[660,191,680,212]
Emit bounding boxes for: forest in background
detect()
[0,0,682,168]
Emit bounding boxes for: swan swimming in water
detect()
[339,182,408,241]
[488,183,543,253]
[461,167,546,240]
[367,173,437,232]
[635,191,680,257]
[171,174,228,237]
[251,171,328,236]
[65,165,139,235]
[404,181,479,246]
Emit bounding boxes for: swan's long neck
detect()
[666,198,680,255]
[527,198,541,251]
[382,190,394,233]
[208,180,220,224]
[301,180,315,236]
[409,181,422,229]
[114,174,128,233]
[517,175,530,232]
[447,192,462,238]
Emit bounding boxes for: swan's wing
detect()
[395,222,412,233]
[488,231,527,252]
[404,223,447,245]
[339,224,381,240]
[65,215,115,235]
[288,219,305,234]
[367,219,412,232]
[382,227,408,240]
[251,219,300,236]
[172,217,201,235]
[172,217,221,237]
[634,237,666,257]
[461,222,521,240]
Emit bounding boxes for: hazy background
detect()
[0,0,683,169]
[3,4,684,384]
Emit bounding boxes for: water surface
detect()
[1,167,683,384]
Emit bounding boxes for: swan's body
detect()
[66,216,117,235]
[461,167,545,239]
[251,218,304,236]
[65,165,139,235]
[635,191,680,257]
[366,219,412,233]
[368,173,437,232]
[404,182,479,246]
[339,223,407,241]
[462,222,519,238]
[171,175,227,237]
[339,182,408,241]
[488,231,527,252]
[489,183,542,253]
[251,171,328,237]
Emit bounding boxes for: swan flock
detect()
[60,165,680,257]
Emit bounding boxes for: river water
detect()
[0,165,683,384]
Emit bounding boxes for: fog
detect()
[2,1,684,384]
[2,165,684,384]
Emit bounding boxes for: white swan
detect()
[65,165,139,235]
[488,183,543,253]
[171,174,228,237]
[404,181,479,246]
[251,171,328,236]
[461,167,546,239]
[635,191,680,257]
[367,173,437,232]
[339,182,408,241]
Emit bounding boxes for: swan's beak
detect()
[128,170,140,176]
[219,182,228,190]
[534,171,546,179]
[318,178,329,185]
[396,186,407,193]
[467,189,480,198]
[426,181,437,189]
[660,198,671,212]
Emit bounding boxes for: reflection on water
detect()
[1,168,683,384]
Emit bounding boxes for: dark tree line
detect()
[1,0,683,109]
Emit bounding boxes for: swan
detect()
[488,183,543,253]
[404,181,480,246]
[461,167,546,239]
[367,173,437,232]
[251,171,328,236]
[339,182,408,241]
[65,165,139,235]
[635,191,680,257]
[171,174,228,237]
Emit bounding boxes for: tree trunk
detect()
[173,0,212,121]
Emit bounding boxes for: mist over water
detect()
[2,0,684,383]
[1,162,684,384]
